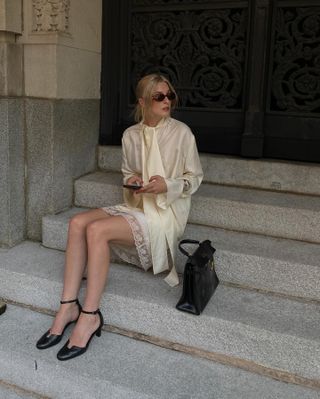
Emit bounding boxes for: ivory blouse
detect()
[102,117,203,286]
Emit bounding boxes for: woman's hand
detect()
[137,175,167,194]
[126,175,144,187]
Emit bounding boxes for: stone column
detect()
[0,0,25,247]
[19,0,102,240]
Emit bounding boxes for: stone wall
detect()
[0,0,102,246]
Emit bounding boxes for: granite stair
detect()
[42,207,320,301]
[1,304,319,399]
[0,241,319,397]
[1,148,320,397]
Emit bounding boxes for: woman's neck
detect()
[143,116,164,127]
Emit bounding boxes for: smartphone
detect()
[123,184,142,190]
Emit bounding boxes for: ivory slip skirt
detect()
[101,204,152,271]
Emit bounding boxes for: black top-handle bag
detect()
[176,239,219,315]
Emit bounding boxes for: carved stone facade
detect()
[32,0,70,33]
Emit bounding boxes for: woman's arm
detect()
[121,134,143,207]
[162,133,203,206]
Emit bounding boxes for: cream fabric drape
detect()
[122,117,203,286]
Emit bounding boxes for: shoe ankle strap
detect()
[81,309,100,315]
[60,298,79,305]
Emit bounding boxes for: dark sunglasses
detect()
[152,92,176,102]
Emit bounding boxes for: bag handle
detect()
[178,239,200,257]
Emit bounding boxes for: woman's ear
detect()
[139,98,145,108]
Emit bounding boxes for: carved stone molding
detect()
[32,0,70,33]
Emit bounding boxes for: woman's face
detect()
[141,81,173,125]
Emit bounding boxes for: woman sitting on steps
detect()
[36,73,203,361]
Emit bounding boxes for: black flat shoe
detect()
[36,299,82,350]
[57,309,104,361]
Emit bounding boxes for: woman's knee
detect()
[86,220,109,244]
[69,213,88,234]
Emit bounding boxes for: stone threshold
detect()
[2,298,319,393]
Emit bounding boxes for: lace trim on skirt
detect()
[101,205,152,271]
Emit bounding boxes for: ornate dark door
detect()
[264,1,320,162]
[100,0,320,162]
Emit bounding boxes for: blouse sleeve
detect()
[158,133,203,208]
[121,134,142,208]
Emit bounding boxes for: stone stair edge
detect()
[76,170,320,208]
[0,241,319,385]
[42,207,320,302]
[98,145,320,196]
[73,172,320,244]
[43,207,320,266]
[2,306,319,399]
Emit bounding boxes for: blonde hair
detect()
[134,74,178,122]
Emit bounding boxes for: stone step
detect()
[0,383,39,399]
[74,171,320,243]
[1,241,319,388]
[1,306,319,399]
[98,145,320,196]
[42,207,320,301]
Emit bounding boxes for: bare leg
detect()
[50,209,111,335]
[67,215,135,348]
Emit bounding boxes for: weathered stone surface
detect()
[19,0,101,100]
[42,207,320,301]
[23,45,101,99]
[191,183,320,243]
[0,0,22,34]
[0,99,25,247]
[74,171,123,208]
[0,384,36,399]
[98,146,320,195]
[2,305,319,398]
[25,99,99,241]
[0,42,23,96]
[0,242,319,383]
[73,171,320,243]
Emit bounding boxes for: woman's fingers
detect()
[149,175,161,183]
[137,176,167,194]
[127,176,143,185]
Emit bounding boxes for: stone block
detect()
[2,305,318,399]
[191,183,320,243]
[200,154,320,196]
[21,0,102,100]
[24,44,101,99]
[0,0,22,34]
[98,146,320,196]
[25,99,99,240]
[42,207,320,301]
[0,99,25,247]
[98,145,122,171]
[74,171,123,208]
[0,242,319,384]
[74,171,320,243]
[19,0,101,53]
[56,45,101,99]
[24,44,57,99]
[0,42,23,96]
